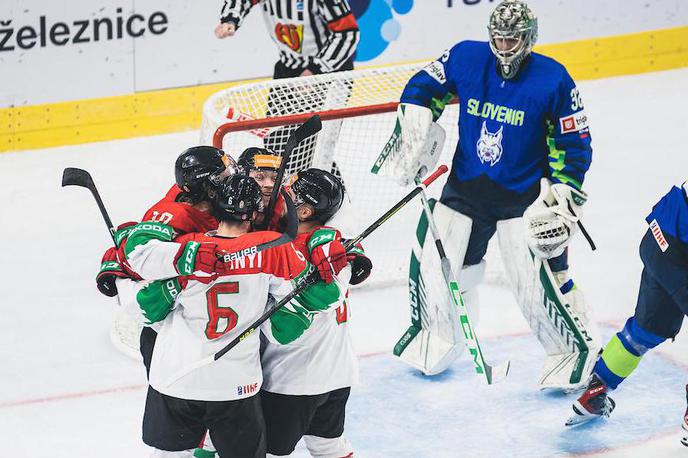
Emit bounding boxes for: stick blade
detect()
[285,114,322,150]
[486,360,511,385]
[62,167,94,188]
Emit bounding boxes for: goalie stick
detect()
[416,180,510,384]
[260,114,323,230]
[164,165,450,387]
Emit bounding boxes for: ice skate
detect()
[565,374,616,426]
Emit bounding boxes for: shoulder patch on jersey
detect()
[649,219,669,252]
[559,110,589,134]
[423,60,447,85]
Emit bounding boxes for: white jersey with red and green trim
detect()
[128,229,308,401]
[260,228,359,396]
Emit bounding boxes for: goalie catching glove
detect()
[372,103,446,187]
[524,178,588,259]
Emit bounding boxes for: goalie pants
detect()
[261,387,350,455]
[142,385,266,457]
[439,173,568,271]
[634,229,688,339]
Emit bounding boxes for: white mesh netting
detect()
[200,64,506,287]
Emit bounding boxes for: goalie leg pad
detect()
[394,200,477,375]
[497,217,600,391]
[457,260,486,325]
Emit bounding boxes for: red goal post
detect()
[212,103,400,150]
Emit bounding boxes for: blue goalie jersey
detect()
[401,40,592,201]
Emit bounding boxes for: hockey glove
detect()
[308,228,347,284]
[174,242,224,276]
[345,243,373,286]
[96,247,130,297]
[113,221,138,248]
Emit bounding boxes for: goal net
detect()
[200,63,504,287]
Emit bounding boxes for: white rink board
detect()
[1,0,686,106]
[0,69,687,456]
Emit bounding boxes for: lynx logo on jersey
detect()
[476,121,504,166]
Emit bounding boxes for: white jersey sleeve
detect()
[261,265,358,395]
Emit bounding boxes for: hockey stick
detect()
[568,201,596,251]
[416,181,510,384]
[62,167,116,245]
[260,114,323,230]
[164,165,449,387]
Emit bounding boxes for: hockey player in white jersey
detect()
[123,174,350,457]
[261,168,372,458]
[376,0,600,391]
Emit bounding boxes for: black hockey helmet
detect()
[212,174,263,223]
[237,147,282,173]
[175,146,237,203]
[290,168,344,223]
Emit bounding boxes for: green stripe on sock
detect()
[601,335,642,378]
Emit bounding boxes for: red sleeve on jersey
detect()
[164,184,182,202]
[292,232,311,259]
[188,231,307,282]
[142,202,218,235]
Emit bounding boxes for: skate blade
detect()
[565,400,613,427]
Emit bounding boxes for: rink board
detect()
[294,329,686,457]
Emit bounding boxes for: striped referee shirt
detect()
[220,0,360,73]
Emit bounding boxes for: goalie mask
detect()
[175,146,237,204]
[488,0,538,79]
[212,174,263,223]
[289,168,344,223]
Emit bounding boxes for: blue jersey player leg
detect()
[566,182,688,432]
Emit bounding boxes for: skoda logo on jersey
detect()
[476,121,504,166]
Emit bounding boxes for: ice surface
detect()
[1,69,687,457]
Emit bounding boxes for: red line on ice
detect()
[0,383,146,409]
